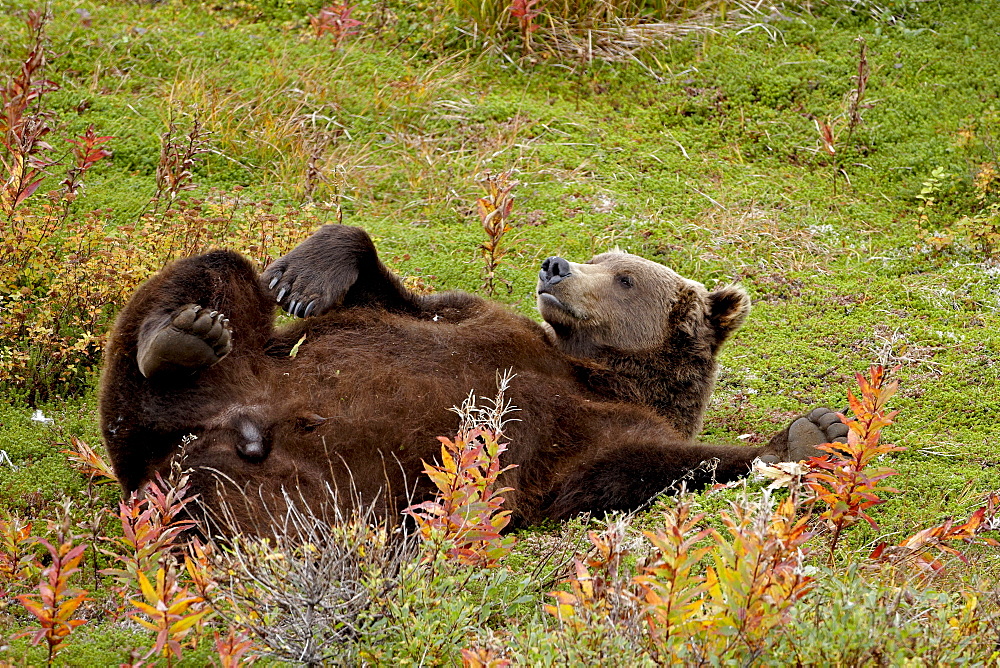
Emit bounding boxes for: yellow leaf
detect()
[170,610,210,635]
[289,333,307,358]
[137,571,159,605]
[130,614,162,632]
[166,596,200,616]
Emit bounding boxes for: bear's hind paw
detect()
[784,407,849,462]
[138,304,232,378]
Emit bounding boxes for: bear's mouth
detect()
[538,290,583,320]
[538,290,566,311]
[537,291,566,310]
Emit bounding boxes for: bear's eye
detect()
[617,275,634,289]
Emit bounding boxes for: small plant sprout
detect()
[0,9,57,219]
[0,513,36,601]
[844,36,871,146]
[128,565,210,667]
[813,36,873,196]
[805,364,905,563]
[62,436,116,588]
[309,4,363,47]
[633,499,712,652]
[475,170,519,297]
[547,490,815,661]
[63,436,117,485]
[213,629,259,667]
[509,0,541,54]
[700,492,814,657]
[544,519,634,630]
[16,506,90,668]
[61,125,113,212]
[150,119,211,216]
[461,645,512,667]
[101,469,199,597]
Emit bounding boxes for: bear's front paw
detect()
[261,261,350,319]
[261,225,382,318]
[138,304,232,378]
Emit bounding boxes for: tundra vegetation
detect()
[1,0,999,664]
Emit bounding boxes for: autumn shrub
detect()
[15,515,89,668]
[2,187,321,403]
[309,3,364,47]
[871,491,1000,575]
[3,183,320,404]
[101,467,199,598]
[540,518,648,662]
[100,462,221,666]
[533,365,1000,664]
[542,489,814,664]
[404,371,519,566]
[201,486,524,666]
[805,364,905,562]
[475,170,520,297]
[772,562,1000,666]
[62,436,118,590]
[5,448,256,665]
[202,487,413,667]
[0,513,37,605]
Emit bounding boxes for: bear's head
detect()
[536,250,750,361]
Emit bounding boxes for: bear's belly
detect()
[177,311,638,526]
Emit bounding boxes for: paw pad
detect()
[138,304,233,378]
[784,407,850,462]
[172,304,232,356]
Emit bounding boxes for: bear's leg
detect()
[262,224,419,317]
[100,250,275,492]
[261,224,485,319]
[542,442,762,520]
[542,408,847,521]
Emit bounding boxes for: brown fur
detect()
[99,225,823,532]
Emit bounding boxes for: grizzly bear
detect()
[99,225,844,531]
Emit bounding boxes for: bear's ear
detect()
[707,285,750,347]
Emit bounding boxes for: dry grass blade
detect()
[497,1,789,66]
[201,480,418,667]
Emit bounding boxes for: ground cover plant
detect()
[1,0,999,664]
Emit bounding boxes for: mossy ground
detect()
[1,0,999,663]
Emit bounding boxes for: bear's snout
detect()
[539,257,571,288]
[236,420,268,461]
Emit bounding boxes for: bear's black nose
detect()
[539,256,571,286]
